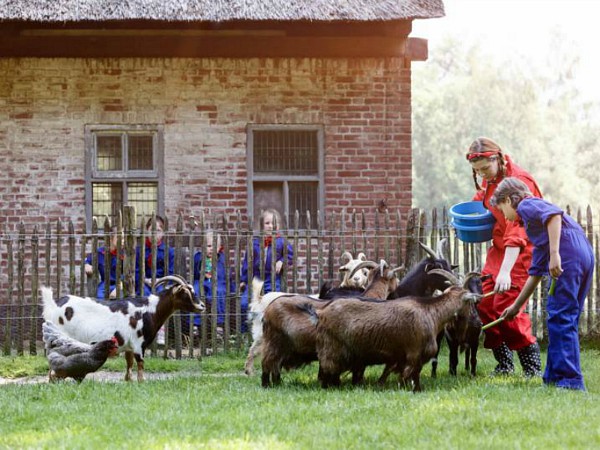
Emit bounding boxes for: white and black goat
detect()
[41,275,205,381]
[260,261,401,387]
[312,282,479,392]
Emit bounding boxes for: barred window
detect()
[247,125,324,229]
[85,125,164,230]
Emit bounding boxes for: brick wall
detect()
[0,57,412,233]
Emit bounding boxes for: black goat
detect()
[388,240,457,300]
[431,271,483,378]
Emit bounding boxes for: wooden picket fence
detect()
[1,205,598,358]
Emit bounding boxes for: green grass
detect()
[1,346,600,449]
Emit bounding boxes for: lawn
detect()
[1,344,599,449]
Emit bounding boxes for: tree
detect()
[412,30,600,211]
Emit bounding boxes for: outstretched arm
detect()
[500,275,542,320]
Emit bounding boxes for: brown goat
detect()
[314,286,478,392]
[260,261,401,387]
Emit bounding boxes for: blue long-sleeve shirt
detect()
[240,236,293,286]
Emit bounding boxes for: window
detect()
[85,125,164,230]
[247,125,324,229]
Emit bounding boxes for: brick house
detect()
[0,0,444,233]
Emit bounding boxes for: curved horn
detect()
[340,251,353,265]
[436,238,448,259]
[348,260,378,279]
[462,271,482,289]
[427,268,460,286]
[379,259,389,278]
[419,241,437,259]
[391,264,405,275]
[155,275,189,288]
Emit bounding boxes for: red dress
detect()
[473,155,543,350]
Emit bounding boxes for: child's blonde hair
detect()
[260,208,283,230]
[490,177,533,208]
[204,230,222,249]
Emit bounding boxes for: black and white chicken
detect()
[42,321,119,382]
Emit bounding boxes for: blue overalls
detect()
[192,250,234,327]
[240,236,294,331]
[518,198,594,390]
[85,247,120,298]
[135,240,175,296]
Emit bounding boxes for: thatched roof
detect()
[0,0,444,23]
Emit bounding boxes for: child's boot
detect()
[491,342,515,375]
[517,342,542,377]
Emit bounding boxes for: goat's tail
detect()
[295,302,320,326]
[251,277,265,305]
[40,286,58,321]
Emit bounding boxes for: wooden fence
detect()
[1,205,599,357]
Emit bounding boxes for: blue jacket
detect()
[240,236,293,289]
[85,247,121,298]
[135,240,175,296]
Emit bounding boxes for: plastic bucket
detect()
[449,201,495,243]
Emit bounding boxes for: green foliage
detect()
[1,349,600,449]
[413,31,600,210]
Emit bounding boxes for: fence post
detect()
[4,229,14,356]
[405,208,420,270]
[317,211,324,292]
[102,218,111,299]
[122,207,135,297]
[586,205,594,334]
[30,225,39,355]
[68,221,76,295]
[327,211,334,281]
[17,223,25,355]
[233,211,242,348]
[306,211,313,294]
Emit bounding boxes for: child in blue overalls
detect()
[135,215,175,296]
[85,226,123,299]
[493,177,594,390]
[135,215,174,345]
[239,209,293,331]
[192,232,235,332]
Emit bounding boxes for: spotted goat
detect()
[41,275,205,381]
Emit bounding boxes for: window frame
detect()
[84,124,165,232]
[247,124,325,230]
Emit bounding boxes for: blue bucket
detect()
[449,201,495,243]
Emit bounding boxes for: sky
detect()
[412,0,600,102]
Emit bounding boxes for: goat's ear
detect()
[357,252,367,261]
[339,266,348,273]
[451,264,459,271]
[424,263,434,272]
